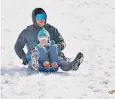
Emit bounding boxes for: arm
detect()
[14,30,26,60]
[53,28,66,50]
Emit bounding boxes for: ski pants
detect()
[28,45,60,72]
[27,45,73,72]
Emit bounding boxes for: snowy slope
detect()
[1,0,115,99]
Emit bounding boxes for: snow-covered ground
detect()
[1,0,115,99]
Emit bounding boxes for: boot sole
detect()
[72,52,84,71]
[30,49,39,71]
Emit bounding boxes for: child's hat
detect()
[37,28,50,41]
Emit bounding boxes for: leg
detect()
[38,47,49,63]
[58,59,73,71]
[48,45,59,64]
[48,45,73,71]
[28,49,39,71]
[28,47,49,71]
[59,52,84,71]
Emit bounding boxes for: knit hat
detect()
[37,28,50,42]
[35,14,47,20]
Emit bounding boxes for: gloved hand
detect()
[50,40,61,49]
[49,40,61,53]
[22,52,31,65]
[22,57,28,65]
[50,40,55,45]
[56,44,61,50]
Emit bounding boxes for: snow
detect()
[1,0,115,99]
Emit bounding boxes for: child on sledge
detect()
[28,28,60,72]
[27,28,83,72]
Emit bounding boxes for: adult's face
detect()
[36,20,45,27]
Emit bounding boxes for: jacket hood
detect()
[32,8,47,27]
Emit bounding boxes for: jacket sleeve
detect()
[14,30,26,59]
[53,28,66,50]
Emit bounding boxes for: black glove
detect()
[22,57,28,65]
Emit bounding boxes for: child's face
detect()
[39,39,48,45]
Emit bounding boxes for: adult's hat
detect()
[35,14,47,20]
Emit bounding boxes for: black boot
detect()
[60,52,84,71]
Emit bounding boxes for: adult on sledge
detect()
[14,8,84,72]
